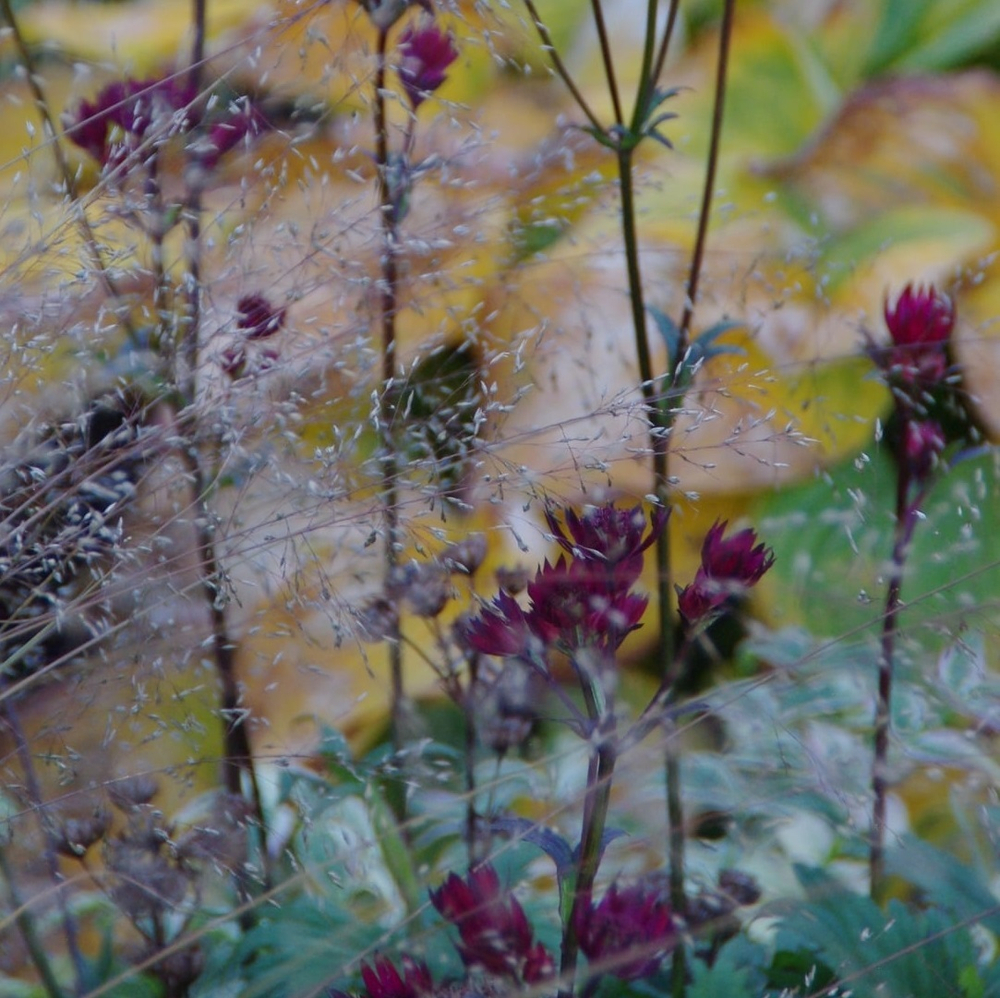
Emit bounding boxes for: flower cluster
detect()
[876,283,955,392]
[430,864,555,985]
[465,503,666,661]
[397,22,459,111]
[868,283,961,488]
[221,294,287,378]
[358,955,432,998]
[65,74,267,175]
[65,75,197,170]
[575,881,675,981]
[677,520,774,627]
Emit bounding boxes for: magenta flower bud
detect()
[359,955,431,998]
[903,418,946,484]
[575,882,675,981]
[237,294,286,340]
[877,283,954,388]
[430,865,553,983]
[397,23,458,110]
[677,520,774,626]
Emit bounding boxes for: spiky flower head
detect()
[397,22,459,110]
[677,520,774,626]
[430,864,554,984]
[876,283,955,389]
[358,955,432,998]
[575,882,675,981]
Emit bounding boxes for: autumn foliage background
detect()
[2,0,1000,995]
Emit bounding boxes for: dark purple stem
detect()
[870,462,924,901]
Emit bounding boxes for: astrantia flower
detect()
[65,75,197,170]
[430,864,553,983]
[465,503,661,660]
[464,589,537,659]
[875,283,955,389]
[527,556,647,649]
[546,503,667,591]
[575,882,675,981]
[397,22,459,110]
[237,294,286,340]
[677,520,774,626]
[358,955,431,998]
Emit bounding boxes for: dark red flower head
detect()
[430,864,553,984]
[397,23,458,110]
[65,75,198,169]
[359,955,431,998]
[465,503,661,660]
[546,502,667,591]
[677,520,774,626]
[237,294,286,340]
[198,101,270,169]
[877,283,954,388]
[575,882,675,981]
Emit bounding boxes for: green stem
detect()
[589,0,624,125]
[521,0,605,133]
[651,0,681,93]
[0,842,67,998]
[560,734,616,998]
[674,0,735,361]
[630,0,660,132]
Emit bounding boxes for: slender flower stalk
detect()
[867,284,954,901]
[371,21,407,753]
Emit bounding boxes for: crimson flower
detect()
[677,520,774,626]
[430,864,554,984]
[358,955,431,998]
[237,294,286,340]
[65,75,197,169]
[876,283,954,389]
[397,23,459,110]
[575,882,675,981]
[465,503,661,660]
[546,503,667,591]
[198,102,270,169]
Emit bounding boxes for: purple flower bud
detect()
[430,865,553,983]
[575,882,675,981]
[677,520,774,626]
[237,294,286,340]
[198,101,270,169]
[359,955,431,998]
[903,418,946,484]
[397,22,458,110]
[874,283,954,388]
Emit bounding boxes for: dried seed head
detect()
[355,596,399,643]
[108,774,160,811]
[55,807,112,857]
[495,565,529,595]
[441,534,487,576]
[107,838,189,918]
